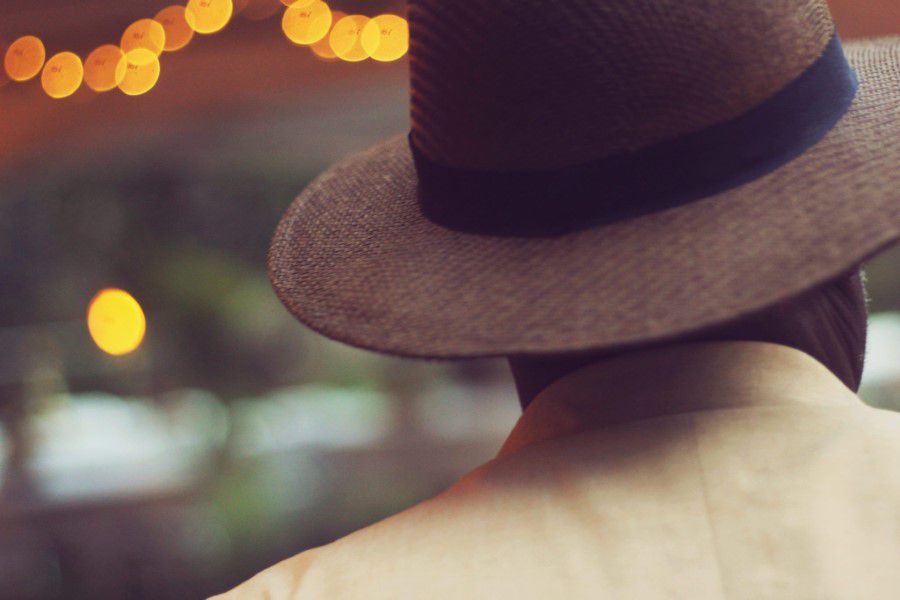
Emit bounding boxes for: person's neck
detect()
[507,340,854,411]
[501,341,859,457]
[509,347,624,409]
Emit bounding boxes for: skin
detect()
[509,348,621,409]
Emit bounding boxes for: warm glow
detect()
[281,1,332,46]
[41,51,83,99]
[155,6,195,51]
[280,0,315,6]
[329,15,370,62]
[84,45,127,92]
[309,40,336,59]
[117,49,161,96]
[87,289,147,356]
[240,0,282,21]
[121,19,166,63]
[185,0,234,34]
[360,14,409,62]
[4,35,46,82]
[309,9,344,60]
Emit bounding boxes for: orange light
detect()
[117,49,161,96]
[329,15,370,62]
[240,0,282,21]
[121,19,166,62]
[155,6,195,51]
[280,0,315,6]
[309,9,344,60]
[4,35,46,82]
[360,14,409,62]
[87,289,147,356]
[185,0,234,34]
[282,1,332,46]
[41,51,83,99]
[84,45,127,92]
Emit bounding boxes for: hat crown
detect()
[408,0,835,170]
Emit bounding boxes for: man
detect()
[215,0,900,597]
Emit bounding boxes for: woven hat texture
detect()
[269,0,900,358]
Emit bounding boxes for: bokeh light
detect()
[185,0,234,34]
[121,19,167,63]
[360,14,409,62]
[281,1,332,46]
[309,9,344,60]
[87,289,147,356]
[329,15,370,63]
[117,49,161,96]
[84,45,127,92]
[41,51,84,99]
[4,35,46,82]
[155,6,195,52]
[240,0,282,21]
[0,4,405,100]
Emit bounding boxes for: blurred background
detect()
[0,1,898,598]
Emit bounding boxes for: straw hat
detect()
[268,0,900,358]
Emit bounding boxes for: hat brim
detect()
[268,38,900,359]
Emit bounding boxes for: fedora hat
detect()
[268,0,900,358]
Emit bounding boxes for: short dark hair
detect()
[509,269,868,407]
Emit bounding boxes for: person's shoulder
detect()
[207,467,492,599]
[811,403,900,488]
[856,404,900,444]
[208,546,324,599]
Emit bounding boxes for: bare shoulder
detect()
[207,547,323,599]
[859,405,900,459]
[858,404,900,439]
[206,471,486,599]
[209,404,900,599]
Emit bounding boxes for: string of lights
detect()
[2,0,409,356]
[2,0,409,102]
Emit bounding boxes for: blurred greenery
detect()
[864,246,900,313]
